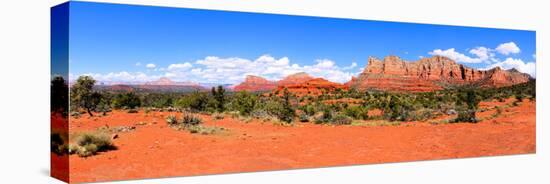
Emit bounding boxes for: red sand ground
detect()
[58,98,535,183]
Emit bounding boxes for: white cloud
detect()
[135,62,141,66]
[468,47,493,61]
[429,48,485,63]
[343,62,357,70]
[495,42,520,55]
[146,63,156,69]
[486,58,535,78]
[162,55,355,84]
[167,62,192,70]
[429,42,523,64]
[78,71,162,84]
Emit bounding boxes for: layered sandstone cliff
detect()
[347,55,531,92]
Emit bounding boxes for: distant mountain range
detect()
[91,56,532,93]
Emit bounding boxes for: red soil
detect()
[64,99,535,183]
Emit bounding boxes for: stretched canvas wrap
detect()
[51,1,537,183]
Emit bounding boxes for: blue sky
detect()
[66,1,536,84]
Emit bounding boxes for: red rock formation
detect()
[233,75,277,91]
[277,72,315,86]
[234,72,314,92]
[275,78,348,97]
[347,55,531,92]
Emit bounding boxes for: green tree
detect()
[111,92,141,109]
[174,91,208,112]
[70,76,101,116]
[211,85,226,112]
[454,89,479,123]
[231,91,257,116]
[279,88,296,123]
[51,76,68,115]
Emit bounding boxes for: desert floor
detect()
[56,98,535,183]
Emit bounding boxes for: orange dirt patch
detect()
[66,99,535,183]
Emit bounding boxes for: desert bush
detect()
[313,108,333,124]
[344,105,369,120]
[70,111,81,118]
[127,108,139,113]
[250,109,269,119]
[181,113,203,126]
[70,132,115,157]
[51,132,67,155]
[279,88,296,123]
[230,91,258,116]
[166,115,177,125]
[212,112,225,120]
[261,97,294,124]
[299,113,310,122]
[166,113,224,134]
[452,89,479,123]
[331,113,353,125]
[175,91,210,112]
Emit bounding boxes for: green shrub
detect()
[51,132,67,155]
[231,91,258,116]
[299,113,310,122]
[70,132,115,157]
[165,115,177,125]
[181,113,203,126]
[174,91,209,112]
[314,108,333,124]
[452,89,479,123]
[331,113,352,125]
[344,105,369,120]
[212,112,225,120]
[127,108,139,113]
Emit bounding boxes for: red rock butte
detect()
[275,78,348,97]
[234,72,316,92]
[346,55,531,92]
[233,75,277,92]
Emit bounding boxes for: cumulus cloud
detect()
[162,55,355,84]
[429,48,485,63]
[495,42,520,55]
[429,42,523,64]
[468,47,493,61]
[167,62,192,70]
[77,71,162,84]
[486,58,535,78]
[146,63,156,69]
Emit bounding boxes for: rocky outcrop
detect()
[234,72,315,92]
[233,75,277,91]
[347,55,531,92]
[275,78,348,97]
[277,72,315,86]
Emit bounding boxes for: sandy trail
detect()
[59,99,535,183]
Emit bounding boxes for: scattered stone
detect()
[111,126,136,133]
